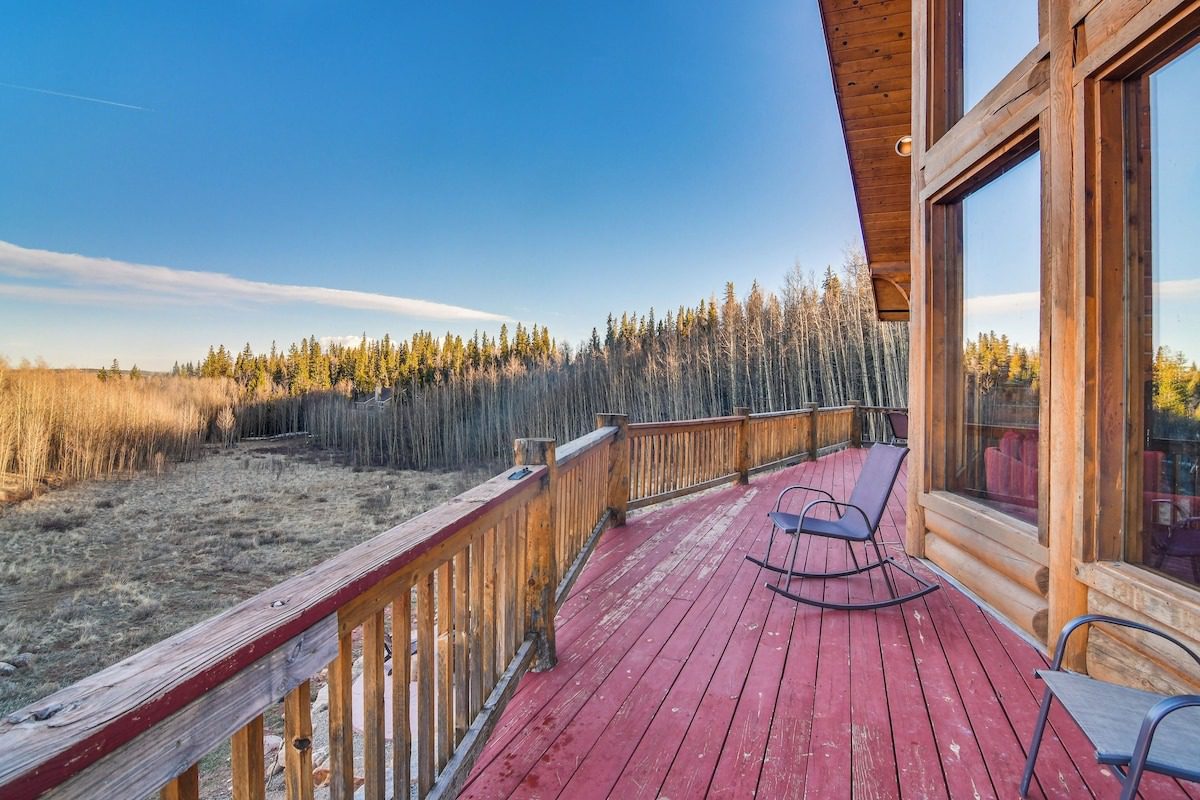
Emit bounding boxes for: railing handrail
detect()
[748,408,814,420]
[556,426,617,469]
[628,415,742,435]
[0,465,546,798]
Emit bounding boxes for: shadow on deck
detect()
[460,448,1191,799]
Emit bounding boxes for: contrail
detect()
[0,240,511,322]
[0,81,147,111]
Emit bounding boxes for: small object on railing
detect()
[508,467,532,480]
[270,599,288,608]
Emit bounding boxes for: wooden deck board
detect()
[460,448,1129,799]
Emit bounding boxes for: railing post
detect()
[514,437,558,671]
[849,400,863,448]
[806,402,819,459]
[733,406,751,485]
[595,413,630,526]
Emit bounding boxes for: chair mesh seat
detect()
[1038,670,1200,782]
[767,511,871,542]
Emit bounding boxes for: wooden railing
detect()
[0,403,885,799]
[627,403,873,511]
[627,415,742,509]
[860,404,908,444]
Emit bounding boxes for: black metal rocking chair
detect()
[745,443,939,610]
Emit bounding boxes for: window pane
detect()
[963,0,1039,111]
[1132,43,1200,589]
[958,153,1041,524]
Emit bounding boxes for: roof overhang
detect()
[817,0,913,321]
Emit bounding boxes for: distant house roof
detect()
[817,0,912,321]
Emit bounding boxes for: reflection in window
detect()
[1130,42,1200,589]
[957,153,1041,523]
[963,0,1039,111]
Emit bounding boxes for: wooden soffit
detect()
[817,0,913,321]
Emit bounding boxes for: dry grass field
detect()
[0,437,487,717]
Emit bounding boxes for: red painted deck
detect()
[460,449,1194,799]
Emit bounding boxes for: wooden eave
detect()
[817,0,913,320]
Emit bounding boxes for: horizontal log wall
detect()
[1077,562,1200,696]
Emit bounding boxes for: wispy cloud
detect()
[320,335,377,349]
[964,291,1039,316]
[1155,278,1200,299]
[966,279,1200,317]
[0,80,148,111]
[0,240,509,321]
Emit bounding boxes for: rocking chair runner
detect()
[745,443,939,610]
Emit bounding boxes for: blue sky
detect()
[0,2,866,371]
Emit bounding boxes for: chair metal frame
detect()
[1020,613,1200,799]
[746,446,938,610]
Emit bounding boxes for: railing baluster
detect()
[469,533,485,719]
[284,681,315,800]
[327,635,355,800]
[160,765,200,800]
[482,526,497,687]
[516,507,529,643]
[494,521,509,676]
[391,590,412,800]
[417,572,435,796]
[453,548,470,746]
[506,512,520,658]
[435,560,454,773]
[231,714,265,800]
[363,609,387,800]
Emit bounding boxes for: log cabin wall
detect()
[898,0,1200,688]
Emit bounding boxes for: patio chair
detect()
[885,410,908,443]
[745,443,939,610]
[1020,614,1200,799]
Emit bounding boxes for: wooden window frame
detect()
[927,126,1046,542]
[927,0,1048,145]
[1086,10,1200,570]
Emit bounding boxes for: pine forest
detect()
[0,259,910,490]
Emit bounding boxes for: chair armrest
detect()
[799,499,871,532]
[774,484,836,513]
[1125,695,1200,793]
[1050,614,1200,672]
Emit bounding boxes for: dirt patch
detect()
[0,438,488,717]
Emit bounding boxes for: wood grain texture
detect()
[0,467,543,800]
[231,715,266,800]
[361,611,386,800]
[460,450,1123,799]
[516,438,559,672]
[159,765,199,800]
[415,572,435,795]
[44,616,336,800]
[390,592,411,800]
[283,681,315,800]
[816,0,914,318]
[327,636,354,800]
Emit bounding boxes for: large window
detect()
[1126,41,1200,589]
[932,0,1040,136]
[951,152,1042,524]
[962,0,1040,111]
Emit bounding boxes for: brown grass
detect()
[0,437,487,716]
[0,365,242,498]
